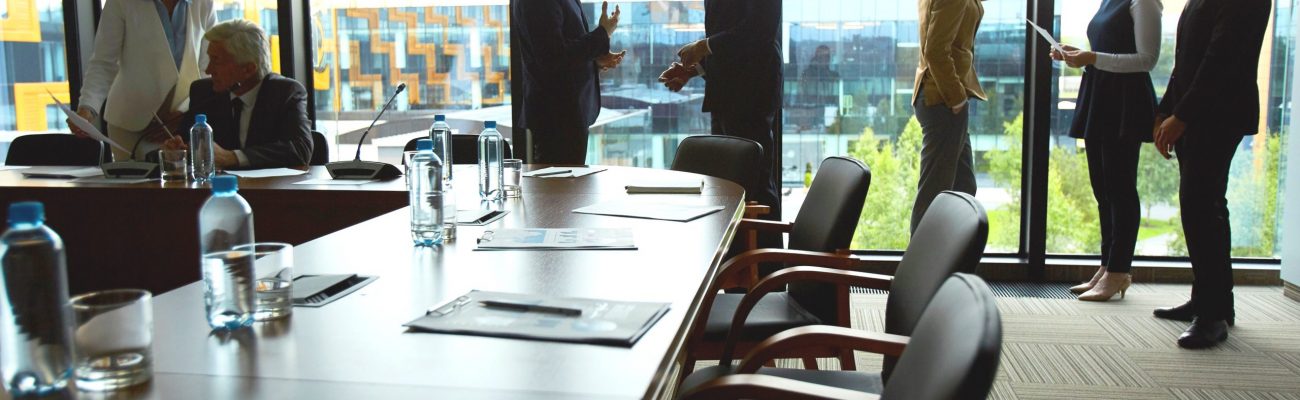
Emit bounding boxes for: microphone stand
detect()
[326,83,407,180]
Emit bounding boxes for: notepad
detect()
[475,228,635,250]
[404,290,670,347]
[225,168,308,178]
[573,200,724,222]
[625,178,703,194]
[22,167,103,179]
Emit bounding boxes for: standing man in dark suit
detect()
[164,19,312,169]
[659,0,784,231]
[515,1,626,165]
[1151,0,1271,349]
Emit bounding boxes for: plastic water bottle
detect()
[407,139,445,246]
[198,176,255,330]
[0,202,74,396]
[477,121,504,200]
[190,114,216,183]
[430,115,457,239]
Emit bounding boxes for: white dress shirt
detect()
[1093,0,1163,73]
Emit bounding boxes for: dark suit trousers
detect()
[1085,138,1141,273]
[1176,132,1242,320]
[711,109,783,276]
[530,127,589,165]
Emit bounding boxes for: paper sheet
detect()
[292,178,377,185]
[47,90,128,154]
[21,166,103,179]
[0,166,31,171]
[225,168,308,178]
[573,200,724,222]
[1026,19,1066,53]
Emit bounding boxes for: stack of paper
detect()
[22,167,103,179]
[475,228,635,250]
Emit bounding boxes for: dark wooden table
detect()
[0,167,408,295]
[82,166,745,399]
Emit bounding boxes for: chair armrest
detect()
[680,374,879,400]
[719,266,894,364]
[737,218,794,234]
[743,202,771,218]
[712,249,865,291]
[736,325,910,374]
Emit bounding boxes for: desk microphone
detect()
[102,82,244,179]
[326,83,406,180]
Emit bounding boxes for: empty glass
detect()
[503,159,523,198]
[159,149,187,182]
[236,243,294,321]
[70,289,153,391]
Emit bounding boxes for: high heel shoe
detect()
[1069,266,1106,294]
[1078,272,1131,302]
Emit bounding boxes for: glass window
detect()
[1050,0,1290,259]
[310,1,511,163]
[212,0,280,73]
[1,0,69,164]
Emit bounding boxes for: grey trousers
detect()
[911,91,977,232]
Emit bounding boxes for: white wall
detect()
[1284,6,1300,286]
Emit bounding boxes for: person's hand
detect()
[69,107,96,138]
[141,111,183,143]
[596,50,627,72]
[213,143,239,169]
[677,39,711,68]
[161,135,188,151]
[1060,49,1097,68]
[1049,44,1079,61]
[658,62,697,92]
[1154,115,1186,159]
[598,1,621,36]
[951,101,968,115]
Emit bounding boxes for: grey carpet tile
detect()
[1267,353,1300,377]
[989,380,1020,400]
[1001,314,1119,347]
[1094,315,1259,352]
[1009,382,1174,400]
[1231,322,1300,352]
[1168,388,1300,400]
[1237,293,1300,323]
[1073,295,1196,318]
[996,297,1085,316]
[1126,350,1300,392]
[1000,343,1159,387]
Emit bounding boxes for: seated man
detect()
[165,19,311,169]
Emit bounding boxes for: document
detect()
[225,168,308,178]
[457,209,508,225]
[1026,19,1066,53]
[625,178,703,194]
[71,176,153,184]
[292,178,378,185]
[0,166,31,171]
[475,228,635,250]
[523,166,607,178]
[22,166,103,179]
[574,200,724,222]
[46,90,129,154]
[404,290,671,347]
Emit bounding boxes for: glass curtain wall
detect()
[1049,0,1291,259]
[0,0,68,163]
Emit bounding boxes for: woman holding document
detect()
[1052,0,1161,301]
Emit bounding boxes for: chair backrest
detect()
[786,156,871,323]
[883,191,988,379]
[669,135,764,191]
[408,134,514,164]
[6,134,106,166]
[310,131,329,165]
[881,273,1002,400]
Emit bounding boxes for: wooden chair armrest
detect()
[736,218,794,234]
[680,374,879,400]
[736,325,910,374]
[719,266,894,364]
[712,249,865,291]
[743,202,771,218]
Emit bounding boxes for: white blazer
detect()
[79,0,215,131]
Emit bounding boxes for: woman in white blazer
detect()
[73,0,215,161]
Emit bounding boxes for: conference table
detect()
[57,165,745,399]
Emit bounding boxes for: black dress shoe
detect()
[1177,318,1230,349]
[1154,301,1234,326]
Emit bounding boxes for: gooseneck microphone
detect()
[326,83,406,180]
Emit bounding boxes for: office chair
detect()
[310,131,329,165]
[404,134,514,165]
[6,134,108,166]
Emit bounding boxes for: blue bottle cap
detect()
[484,121,496,129]
[434,115,446,122]
[416,139,433,151]
[7,201,44,225]
[195,114,207,124]
[211,175,238,193]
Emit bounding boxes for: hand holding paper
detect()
[1026,19,1066,53]
[47,90,128,154]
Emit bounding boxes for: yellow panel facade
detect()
[14,82,70,132]
[0,0,43,43]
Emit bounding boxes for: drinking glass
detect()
[70,289,153,391]
[503,159,523,198]
[159,149,187,182]
[234,243,294,321]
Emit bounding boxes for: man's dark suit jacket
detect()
[514,0,609,132]
[183,73,313,169]
[1158,0,1271,136]
[700,0,782,115]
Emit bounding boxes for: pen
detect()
[531,169,573,177]
[152,113,176,139]
[480,300,583,317]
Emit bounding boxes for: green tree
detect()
[849,118,922,250]
[1136,144,1179,219]
[982,114,1023,249]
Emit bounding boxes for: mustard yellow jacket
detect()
[913,0,988,108]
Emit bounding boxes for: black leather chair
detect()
[680,273,1003,400]
[310,131,329,165]
[670,135,772,222]
[680,191,989,391]
[682,156,871,376]
[404,134,513,164]
[5,134,107,166]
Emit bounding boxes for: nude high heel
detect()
[1078,272,1131,302]
[1069,266,1106,294]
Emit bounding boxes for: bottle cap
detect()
[195,114,207,124]
[416,139,433,151]
[7,201,44,225]
[212,175,238,193]
[484,121,496,129]
[434,115,446,122]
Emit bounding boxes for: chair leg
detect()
[802,357,819,370]
[678,355,697,386]
[839,349,856,371]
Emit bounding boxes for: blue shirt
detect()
[152,0,189,70]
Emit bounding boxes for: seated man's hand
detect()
[596,50,627,72]
[161,136,188,151]
[141,111,183,143]
[213,143,239,169]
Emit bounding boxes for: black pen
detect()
[480,300,583,316]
